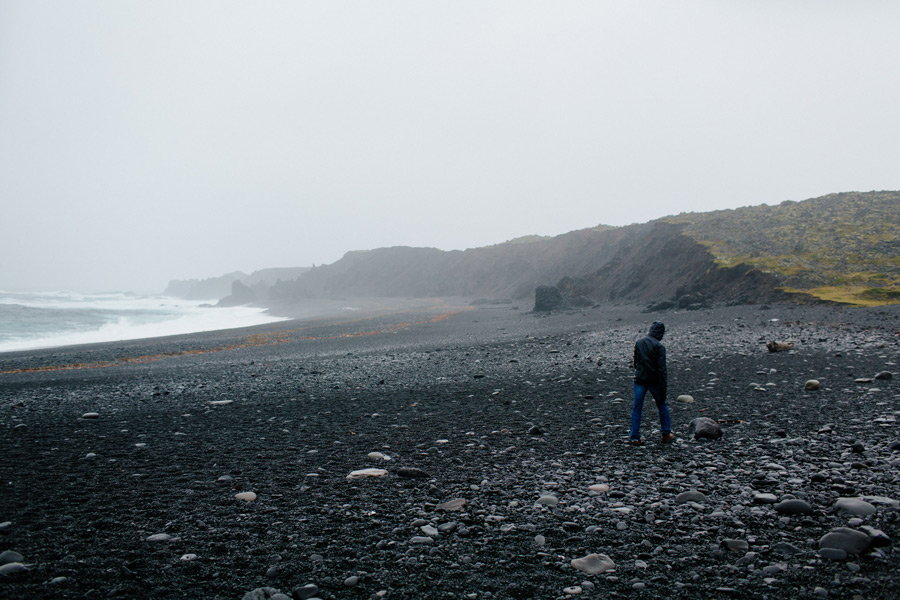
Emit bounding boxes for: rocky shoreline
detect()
[1,301,899,599]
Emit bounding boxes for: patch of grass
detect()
[783,286,900,307]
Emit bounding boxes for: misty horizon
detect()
[3,2,899,294]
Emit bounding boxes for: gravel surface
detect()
[1,300,899,600]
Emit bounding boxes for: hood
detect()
[649,321,665,340]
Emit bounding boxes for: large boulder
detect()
[687,417,722,440]
[533,286,565,311]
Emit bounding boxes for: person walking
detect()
[630,321,674,445]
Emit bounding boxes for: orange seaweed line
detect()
[297,309,470,341]
[0,331,289,375]
[0,307,470,375]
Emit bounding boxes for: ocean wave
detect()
[0,292,288,353]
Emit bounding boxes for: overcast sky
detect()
[2,1,899,293]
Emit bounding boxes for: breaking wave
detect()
[0,291,287,353]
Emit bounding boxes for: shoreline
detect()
[1,301,898,599]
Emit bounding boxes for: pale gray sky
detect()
[2,1,898,293]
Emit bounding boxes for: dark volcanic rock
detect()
[533,285,564,311]
[2,301,899,600]
[687,417,722,440]
[819,527,871,555]
[218,280,258,307]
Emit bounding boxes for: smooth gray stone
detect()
[409,536,434,544]
[862,496,899,508]
[242,588,281,600]
[571,553,616,575]
[675,490,708,504]
[0,550,24,565]
[859,525,892,547]
[834,498,876,517]
[292,584,319,600]
[774,499,812,515]
[819,527,871,555]
[818,547,848,561]
[0,563,26,576]
[753,493,778,504]
[771,542,802,555]
[762,564,787,575]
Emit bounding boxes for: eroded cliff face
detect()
[260,221,795,308]
[556,222,791,306]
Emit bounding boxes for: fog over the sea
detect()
[1,1,898,294]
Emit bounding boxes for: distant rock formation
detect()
[165,267,310,302]
[165,191,900,308]
[164,271,247,300]
[217,280,257,307]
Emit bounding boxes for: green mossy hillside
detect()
[664,191,900,305]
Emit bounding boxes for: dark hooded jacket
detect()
[633,321,667,387]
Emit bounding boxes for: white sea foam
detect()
[0,291,288,353]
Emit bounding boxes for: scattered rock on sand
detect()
[0,550,24,565]
[804,379,820,391]
[346,468,388,480]
[0,562,27,575]
[436,498,467,511]
[676,490,708,504]
[235,491,257,502]
[676,394,695,403]
[859,526,892,547]
[834,498,876,517]
[146,533,174,542]
[874,371,893,380]
[752,493,778,504]
[774,499,812,515]
[571,553,616,575]
[819,527,871,555]
[367,451,391,461]
[766,341,794,352]
[241,588,291,600]
[292,584,319,599]
[81,412,100,419]
[687,417,722,440]
[536,494,559,507]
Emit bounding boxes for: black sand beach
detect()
[1,300,899,599]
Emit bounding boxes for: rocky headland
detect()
[1,300,899,599]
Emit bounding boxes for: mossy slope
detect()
[664,191,900,305]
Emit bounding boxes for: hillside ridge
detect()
[198,191,900,308]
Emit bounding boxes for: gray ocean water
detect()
[0,291,286,353]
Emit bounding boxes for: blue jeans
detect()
[630,382,671,440]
